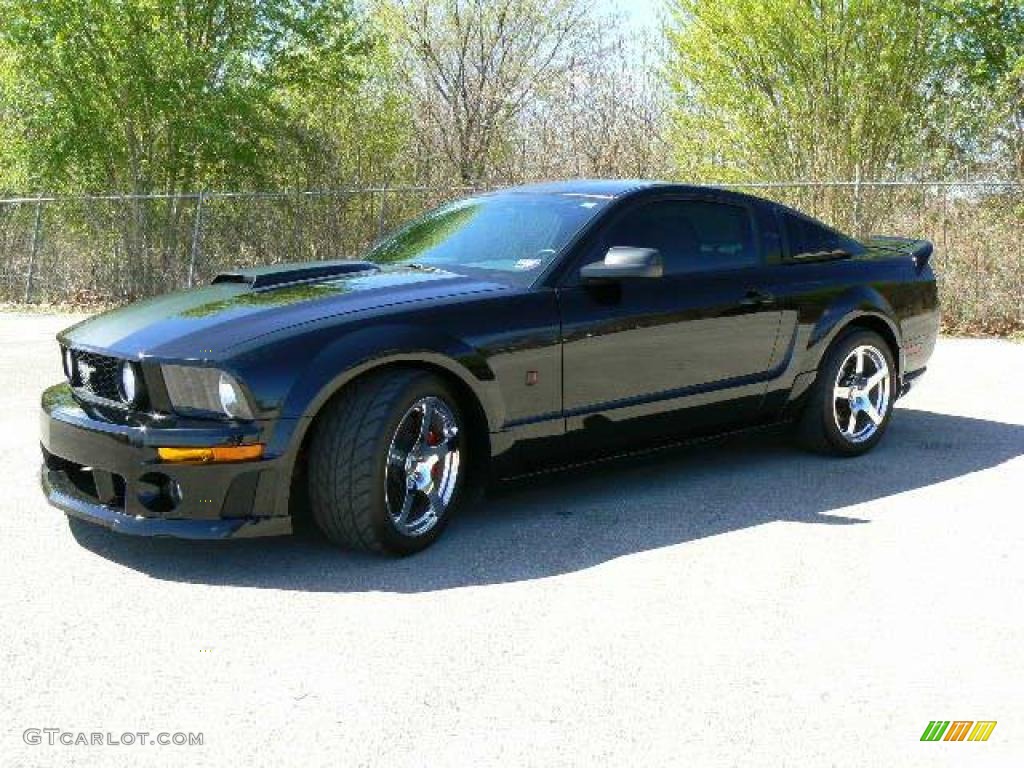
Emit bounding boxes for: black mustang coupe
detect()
[41,181,939,554]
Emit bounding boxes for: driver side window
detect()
[601,199,758,275]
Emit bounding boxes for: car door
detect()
[558,195,782,437]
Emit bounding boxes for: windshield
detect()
[365,192,610,285]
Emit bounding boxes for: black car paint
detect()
[40,181,940,537]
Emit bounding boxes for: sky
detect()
[600,0,663,31]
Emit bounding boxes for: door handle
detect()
[740,289,775,306]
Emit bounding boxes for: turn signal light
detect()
[157,444,264,463]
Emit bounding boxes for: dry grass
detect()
[2,184,1021,336]
[732,183,1023,337]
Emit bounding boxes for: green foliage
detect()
[665,0,943,182]
[277,14,415,187]
[1,0,1022,194]
[0,45,31,192]
[0,0,374,193]
[931,0,1024,178]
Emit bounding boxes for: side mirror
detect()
[580,247,663,282]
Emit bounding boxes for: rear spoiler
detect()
[212,260,379,290]
[863,236,933,271]
[909,240,933,270]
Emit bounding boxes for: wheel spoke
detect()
[854,348,865,374]
[395,490,415,525]
[846,410,858,435]
[425,488,443,518]
[415,399,435,448]
[421,445,448,465]
[863,403,883,425]
[865,368,887,392]
[834,385,852,400]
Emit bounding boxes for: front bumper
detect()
[40,383,292,539]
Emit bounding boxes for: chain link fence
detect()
[1,181,1021,333]
[730,181,1023,334]
[0,186,483,305]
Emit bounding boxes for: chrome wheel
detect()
[384,396,461,537]
[832,345,891,444]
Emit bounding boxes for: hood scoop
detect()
[212,260,379,290]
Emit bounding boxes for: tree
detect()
[0,0,373,194]
[0,44,30,193]
[276,14,416,188]
[664,0,943,183]
[932,0,1024,180]
[383,0,593,184]
[516,23,672,181]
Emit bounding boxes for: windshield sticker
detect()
[514,258,542,270]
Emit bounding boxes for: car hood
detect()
[59,265,509,360]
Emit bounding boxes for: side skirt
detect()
[494,419,795,485]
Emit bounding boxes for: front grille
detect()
[71,350,122,403]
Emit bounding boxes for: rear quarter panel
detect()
[759,252,940,414]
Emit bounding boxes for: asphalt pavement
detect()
[1,311,1022,767]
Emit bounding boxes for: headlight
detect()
[217,372,248,419]
[161,365,254,420]
[119,361,140,405]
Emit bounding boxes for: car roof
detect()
[491,179,760,204]
[495,179,660,198]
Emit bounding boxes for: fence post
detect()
[292,189,302,261]
[941,184,949,270]
[377,188,388,240]
[852,165,862,237]
[23,194,44,303]
[187,191,205,287]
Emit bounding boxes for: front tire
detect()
[307,369,466,555]
[797,330,896,456]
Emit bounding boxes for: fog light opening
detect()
[137,472,182,514]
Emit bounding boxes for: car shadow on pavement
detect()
[69,407,1024,593]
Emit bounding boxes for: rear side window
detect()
[783,213,863,258]
[601,199,758,275]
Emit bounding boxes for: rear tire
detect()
[797,330,896,456]
[307,369,467,555]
